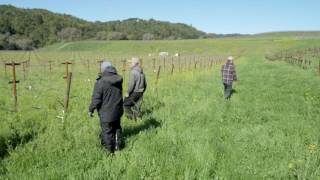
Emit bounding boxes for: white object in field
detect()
[27,85,32,91]
[159,52,169,57]
[175,53,180,57]
[148,53,152,57]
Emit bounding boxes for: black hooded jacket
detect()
[89,66,123,122]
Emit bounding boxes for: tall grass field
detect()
[1,38,320,179]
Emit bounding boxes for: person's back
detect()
[128,65,147,95]
[221,56,237,99]
[94,67,123,122]
[221,61,237,85]
[89,62,124,153]
[124,57,147,120]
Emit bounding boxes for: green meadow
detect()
[1,38,320,179]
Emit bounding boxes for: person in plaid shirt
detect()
[221,56,237,99]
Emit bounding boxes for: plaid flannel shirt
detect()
[221,63,237,84]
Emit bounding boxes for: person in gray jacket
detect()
[123,57,147,120]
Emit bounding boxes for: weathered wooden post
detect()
[48,60,53,73]
[97,60,103,74]
[85,60,90,72]
[154,66,161,95]
[171,57,174,75]
[61,61,73,80]
[21,61,27,80]
[171,63,174,75]
[122,60,126,82]
[6,62,21,112]
[64,72,73,113]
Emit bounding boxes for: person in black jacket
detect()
[89,61,124,153]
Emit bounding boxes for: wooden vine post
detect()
[97,60,103,74]
[122,60,126,82]
[48,60,53,73]
[171,63,175,75]
[61,61,73,80]
[6,62,21,112]
[21,61,27,80]
[154,66,161,95]
[171,57,174,75]
[86,60,90,72]
[64,72,73,113]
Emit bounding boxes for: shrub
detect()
[142,33,155,40]
[107,32,128,40]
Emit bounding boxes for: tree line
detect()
[0,5,210,50]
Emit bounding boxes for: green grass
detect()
[1,38,320,179]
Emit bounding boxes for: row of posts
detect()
[2,55,227,113]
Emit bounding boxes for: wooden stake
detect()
[6,62,21,112]
[154,66,161,94]
[64,72,73,113]
[86,60,90,72]
[61,61,72,79]
[97,60,103,74]
[171,63,174,75]
[122,60,126,82]
[48,61,53,73]
[22,61,26,80]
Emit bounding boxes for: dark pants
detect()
[123,92,143,120]
[100,120,122,152]
[223,83,233,99]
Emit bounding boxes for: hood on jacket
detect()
[101,66,122,85]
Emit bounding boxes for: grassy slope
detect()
[253,31,320,39]
[1,39,320,179]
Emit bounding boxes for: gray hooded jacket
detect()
[127,66,147,95]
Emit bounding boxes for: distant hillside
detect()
[0,5,206,50]
[253,31,320,39]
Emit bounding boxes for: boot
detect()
[100,133,115,154]
[115,129,124,151]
